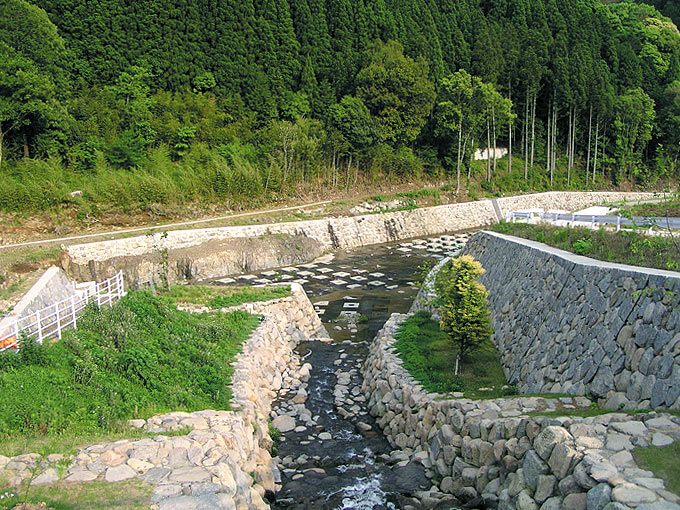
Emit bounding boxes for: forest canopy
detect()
[1,0,680,214]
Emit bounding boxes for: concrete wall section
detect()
[495,191,652,218]
[64,192,655,270]
[464,231,680,410]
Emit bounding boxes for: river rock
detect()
[273,415,296,433]
[534,427,572,461]
[612,483,658,506]
[31,468,59,486]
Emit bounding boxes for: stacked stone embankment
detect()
[0,283,323,510]
[463,231,680,410]
[362,314,680,510]
[63,192,653,284]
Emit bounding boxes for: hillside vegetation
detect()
[1,0,680,220]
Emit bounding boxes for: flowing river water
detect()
[212,234,470,509]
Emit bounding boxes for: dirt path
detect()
[0,200,333,251]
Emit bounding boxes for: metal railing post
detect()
[36,310,42,344]
[55,303,61,338]
[71,295,77,330]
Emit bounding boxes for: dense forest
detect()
[1,0,680,215]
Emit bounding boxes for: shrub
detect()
[573,237,593,255]
[436,255,493,375]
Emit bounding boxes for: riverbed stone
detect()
[272,415,296,433]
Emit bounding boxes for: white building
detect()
[474,147,508,160]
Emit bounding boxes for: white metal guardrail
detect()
[506,211,680,232]
[0,271,125,351]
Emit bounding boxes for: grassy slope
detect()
[633,442,680,494]
[492,222,680,272]
[0,291,258,445]
[0,480,153,509]
[393,311,510,399]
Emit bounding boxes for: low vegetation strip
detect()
[632,442,680,495]
[161,284,291,309]
[392,311,510,399]
[0,291,258,440]
[492,222,680,272]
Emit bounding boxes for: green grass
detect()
[0,479,153,509]
[0,427,191,458]
[393,311,511,399]
[161,284,291,308]
[0,291,258,443]
[492,223,680,272]
[620,195,680,219]
[531,406,680,418]
[633,442,680,495]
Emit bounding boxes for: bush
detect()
[436,255,493,375]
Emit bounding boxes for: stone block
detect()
[534,426,572,461]
[523,450,549,491]
[587,483,612,510]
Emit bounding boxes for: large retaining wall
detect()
[0,284,323,510]
[362,315,680,510]
[63,192,653,276]
[464,232,680,410]
[63,234,324,285]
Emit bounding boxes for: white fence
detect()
[0,271,125,351]
[506,211,680,232]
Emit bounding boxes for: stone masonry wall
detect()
[464,232,680,410]
[0,283,322,510]
[362,314,680,510]
[64,192,653,270]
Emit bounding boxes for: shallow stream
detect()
[212,235,469,509]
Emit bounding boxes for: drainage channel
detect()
[212,234,469,509]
